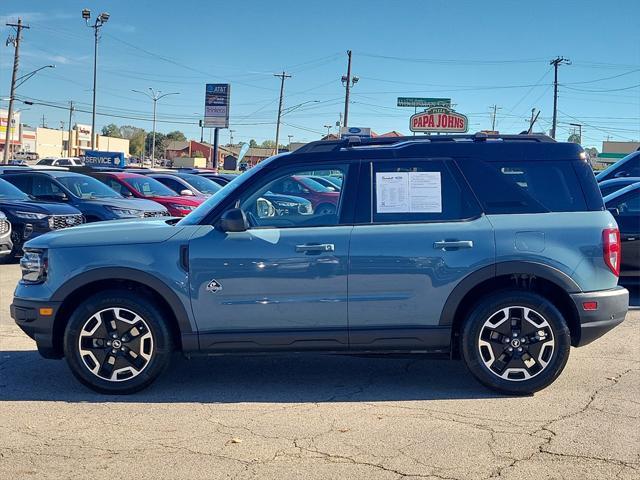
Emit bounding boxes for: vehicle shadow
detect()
[0,350,509,403]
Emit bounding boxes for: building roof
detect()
[165,141,189,151]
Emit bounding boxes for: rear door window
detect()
[457,160,588,213]
[371,159,481,223]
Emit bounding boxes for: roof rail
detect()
[294,132,555,154]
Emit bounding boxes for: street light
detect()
[82,8,110,150]
[15,64,55,89]
[132,88,179,164]
[323,124,332,137]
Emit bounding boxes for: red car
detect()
[270,175,340,214]
[89,172,204,217]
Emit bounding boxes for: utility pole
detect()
[490,105,501,131]
[199,119,204,143]
[274,71,291,156]
[3,18,30,164]
[82,9,110,150]
[341,50,359,129]
[67,101,74,156]
[550,56,570,139]
[569,122,582,144]
[527,108,541,134]
[229,129,235,145]
[41,115,46,128]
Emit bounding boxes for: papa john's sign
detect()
[409,106,468,133]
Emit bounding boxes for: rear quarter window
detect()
[457,159,596,213]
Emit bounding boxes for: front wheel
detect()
[63,290,173,394]
[461,290,571,395]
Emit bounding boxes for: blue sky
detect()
[1,0,639,148]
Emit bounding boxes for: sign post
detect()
[204,84,230,169]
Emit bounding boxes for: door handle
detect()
[433,240,474,250]
[296,243,335,253]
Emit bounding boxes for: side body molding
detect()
[439,261,582,326]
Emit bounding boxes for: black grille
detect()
[49,215,84,230]
[0,219,9,235]
[143,211,170,218]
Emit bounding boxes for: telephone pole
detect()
[3,18,30,164]
[274,71,291,156]
[550,56,570,139]
[341,50,359,129]
[67,101,75,156]
[490,105,501,131]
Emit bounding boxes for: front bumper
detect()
[570,286,629,347]
[11,298,63,358]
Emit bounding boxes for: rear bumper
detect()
[11,298,62,359]
[570,287,629,347]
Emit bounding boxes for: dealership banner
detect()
[82,150,125,168]
[204,84,230,128]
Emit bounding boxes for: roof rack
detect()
[294,132,555,154]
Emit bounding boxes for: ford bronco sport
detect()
[11,133,629,394]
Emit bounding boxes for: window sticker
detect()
[375,171,442,214]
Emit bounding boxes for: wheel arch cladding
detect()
[441,262,582,355]
[51,268,193,357]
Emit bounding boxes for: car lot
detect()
[1,263,638,480]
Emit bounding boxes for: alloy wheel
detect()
[78,307,154,382]
[477,306,555,381]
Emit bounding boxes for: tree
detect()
[567,133,581,144]
[145,132,167,158]
[101,124,122,138]
[260,140,276,149]
[249,139,258,148]
[166,130,186,142]
[119,125,146,157]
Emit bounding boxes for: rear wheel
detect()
[63,290,173,394]
[461,290,571,395]
[315,203,336,215]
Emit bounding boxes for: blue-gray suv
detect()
[11,134,629,395]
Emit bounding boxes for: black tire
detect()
[63,289,173,394]
[315,203,336,215]
[461,290,571,395]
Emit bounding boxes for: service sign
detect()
[410,106,468,133]
[204,83,230,128]
[339,126,371,139]
[82,150,125,168]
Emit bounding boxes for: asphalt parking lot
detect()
[1,263,638,480]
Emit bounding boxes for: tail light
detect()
[602,228,621,276]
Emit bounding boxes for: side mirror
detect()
[122,190,133,198]
[180,189,195,196]
[218,208,248,232]
[607,207,620,216]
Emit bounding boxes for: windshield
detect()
[295,176,333,192]
[178,154,280,225]
[123,176,179,197]
[57,175,122,199]
[176,173,222,195]
[37,159,55,165]
[0,178,30,201]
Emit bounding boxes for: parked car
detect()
[146,172,222,197]
[11,133,628,395]
[0,210,13,261]
[13,151,39,161]
[0,177,83,259]
[598,177,640,198]
[37,157,84,167]
[198,173,238,186]
[1,170,167,222]
[305,175,341,191]
[604,183,640,285]
[596,151,640,182]
[87,171,204,217]
[8,159,29,166]
[269,174,340,214]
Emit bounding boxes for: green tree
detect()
[260,140,276,149]
[249,139,258,148]
[145,132,167,158]
[119,125,146,157]
[101,124,122,137]
[166,130,186,142]
[567,133,581,144]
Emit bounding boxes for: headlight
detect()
[20,249,48,284]
[169,203,196,212]
[12,211,48,220]
[106,206,144,218]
